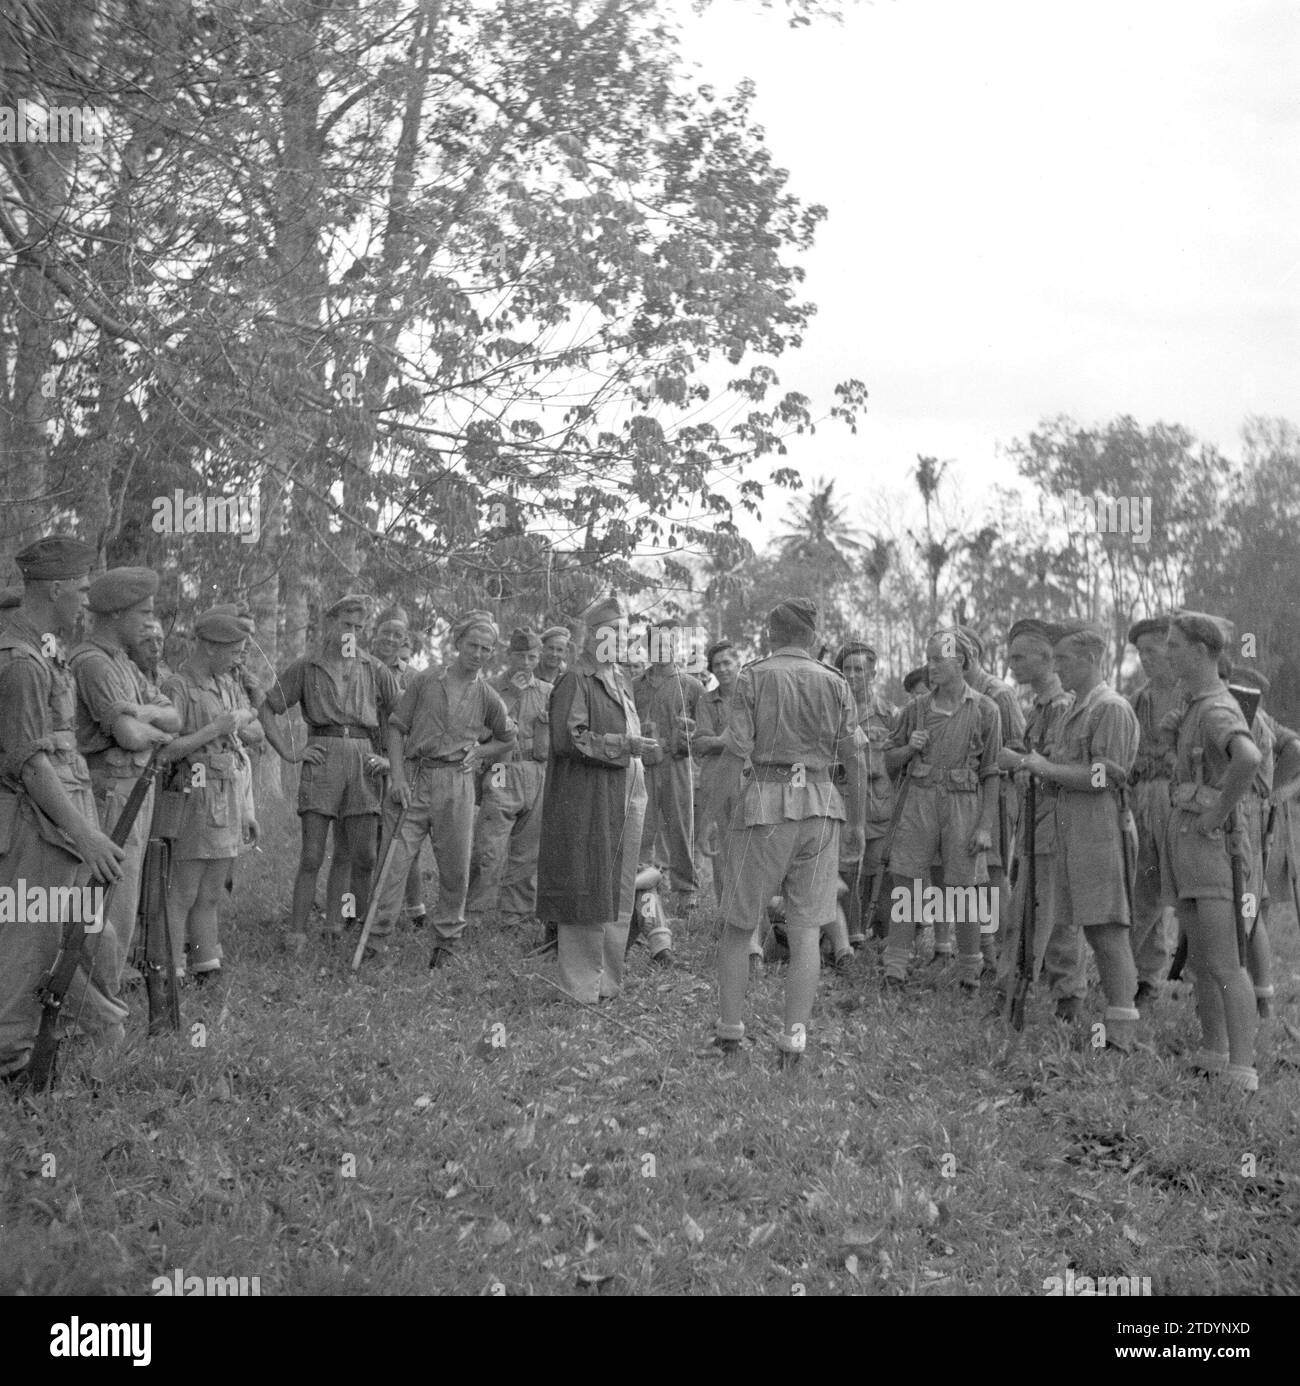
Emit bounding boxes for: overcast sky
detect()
[675,0,1299,543]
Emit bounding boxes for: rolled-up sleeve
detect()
[0,657,56,778]
[720,670,756,760]
[75,650,136,736]
[262,659,303,717]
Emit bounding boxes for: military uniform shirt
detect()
[390,667,511,761]
[888,684,1002,780]
[70,634,174,766]
[263,652,400,731]
[491,671,552,761]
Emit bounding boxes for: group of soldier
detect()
[0,530,1290,1099]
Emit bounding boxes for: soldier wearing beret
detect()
[260,595,402,949]
[995,619,1086,1018]
[710,599,866,1065]
[128,617,170,688]
[1018,623,1142,1052]
[834,641,897,951]
[1,537,129,1080]
[1125,615,1179,1007]
[957,626,1026,973]
[68,568,182,987]
[157,610,260,981]
[1160,613,1261,1092]
[631,622,704,946]
[693,640,742,898]
[882,628,1002,992]
[465,627,553,930]
[538,625,571,685]
[378,612,514,965]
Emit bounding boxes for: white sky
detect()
[676,0,1300,544]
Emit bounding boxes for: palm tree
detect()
[907,455,957,627]
[777,477,864,622]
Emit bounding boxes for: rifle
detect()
[864,770,912,930]
[1283,799,1300,930]
[351,802,410,971]
[1007,774,1036,1031]
[20,748,161,1093]
[141,763,180,1035]
[1227,804,1250,969]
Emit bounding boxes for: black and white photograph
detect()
[0,0,1296,1328]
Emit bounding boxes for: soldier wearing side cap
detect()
[158,610,260,982]
[994,619,1087,1020]
[1018,622,1142,1053]
[379,612,514,967]
[1159,612,1260,1093]
[69,568,181,988]
[1125,615,1180,1007]
[260,595,402,950]
[0,537,129,1082]
[710,598,866,1066]
[464,627,553,930]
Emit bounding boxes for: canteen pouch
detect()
[532,709,550,761]
[947,767,979,792]
[153,786,186,840]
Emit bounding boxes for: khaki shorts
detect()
[297,737,381,820]
[890,784,986,887]
[1161,803,1242,903]
[719,817,841,932]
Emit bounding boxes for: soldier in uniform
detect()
[1159,612,1261,1092]
[465,627,552,930]
[260,595,402,949]
[128,618,169,686]
[693,639,741,904]
[159,610,260,981]
[537,595,657,1002]
[958,627,1026,971]
[1221,663,1277,1019]
[380,612,514,966]
[835,641,896,948]
[1019,623,1142,1051]
[206,602,266,888]
[1126,616,1179,1007]
[710,599,865,1065]
[69,568,181,988]
[882,629,1002,993]
[0,536,129,1081]
[995,619,1087,1019]
[633,628,704,928]
[538,625,571,685]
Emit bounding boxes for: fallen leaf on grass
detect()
[747,1222,777,1247]
[682,1213,705,1245]
[844,1254,859,1276]
[485,1218,512,1247]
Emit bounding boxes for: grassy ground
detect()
[2,796,1298,1296]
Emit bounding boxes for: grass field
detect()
[3,795,1298,1297]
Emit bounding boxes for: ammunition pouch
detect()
[1171,783,1220,811]
[908,763,978,792]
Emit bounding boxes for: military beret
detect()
[509,626,541,652]
[375,604,410,628]
[956,625,985,662]
[902,665,929,694]
[14,534,95,581]
[1170,609,1232,655]
[325,593,370,619]
[1127,615,1170,645]
[1229,665,1269,695]
[0,584,22,610]
[834,640,878,670]
[769,597,817,633]
[451,610,499,644]
[88,566,159,614]
[581,593,625,628]
[928,627,974,666]
[541,625,571,643]
[1008,619,1060,648]
[193,609,250,644]
[208,601,256,635]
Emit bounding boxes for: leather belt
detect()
[751,763,831,783]
[309,724,373,740]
